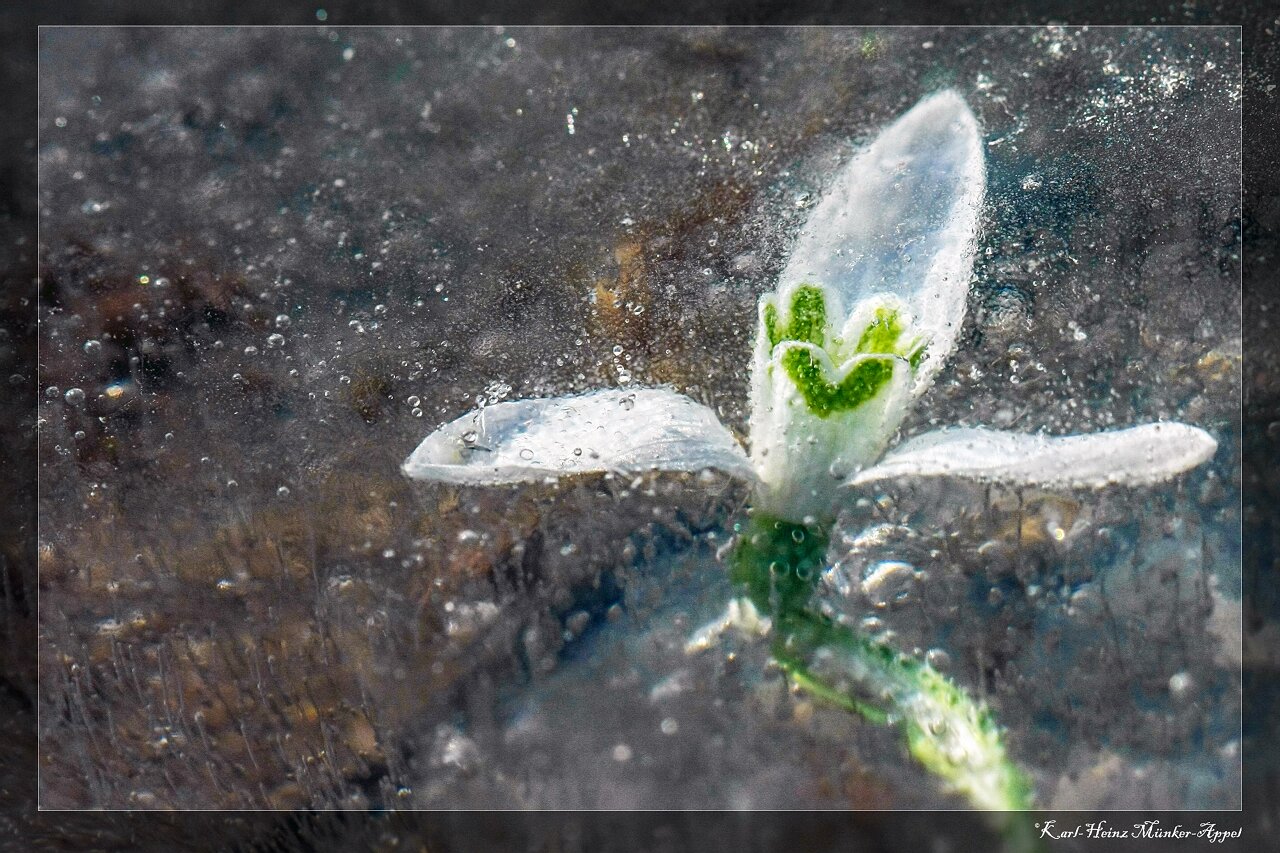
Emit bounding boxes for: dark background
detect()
[3,1,1276,852]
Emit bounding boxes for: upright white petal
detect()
[847,423,1218,490]
[777,89,985,397]
[402,387,757,486]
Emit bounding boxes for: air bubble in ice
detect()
[861,561,917,609]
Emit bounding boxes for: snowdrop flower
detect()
[403,90,1217,520]
[401,89,1218,817]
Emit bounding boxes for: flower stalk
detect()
[727,513,1034,812]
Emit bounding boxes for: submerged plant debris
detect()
[36,26,1240,823]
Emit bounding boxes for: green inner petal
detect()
[762,285,928,419]
[854,306,904,354]
[779,349,897,418]
[765,284,828,350]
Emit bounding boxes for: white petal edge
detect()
[847,423,1218,490]
[777,89,985,397]
[402,387,758,486]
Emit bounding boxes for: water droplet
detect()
[64,387,85,406]
[275,314,292,328]
[619,394,635,411]
[611,743,632,762]
[926,648,951,670]
[45,386,60,399]
[518,448,535,460]
[83,339,102,355]
[406,395,421,407]
[660,717,679,735]
[461,430,478,445]
[277,485,291,497]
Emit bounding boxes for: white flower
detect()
[402,90,1217,524]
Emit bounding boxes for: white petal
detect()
[847,423,1218,490]
[402,387,757,486]
[778,89,985,396]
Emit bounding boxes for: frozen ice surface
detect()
[37,27,1240,810]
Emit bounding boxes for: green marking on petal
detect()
[765,284,828,350]
[907,339,927,370]
[854,306,905,355]
[758,285,932,423]
[763,301,781,349]
[780,349,897,418]
[787,285,828,347]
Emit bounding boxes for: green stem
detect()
[728,513,1038,826]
